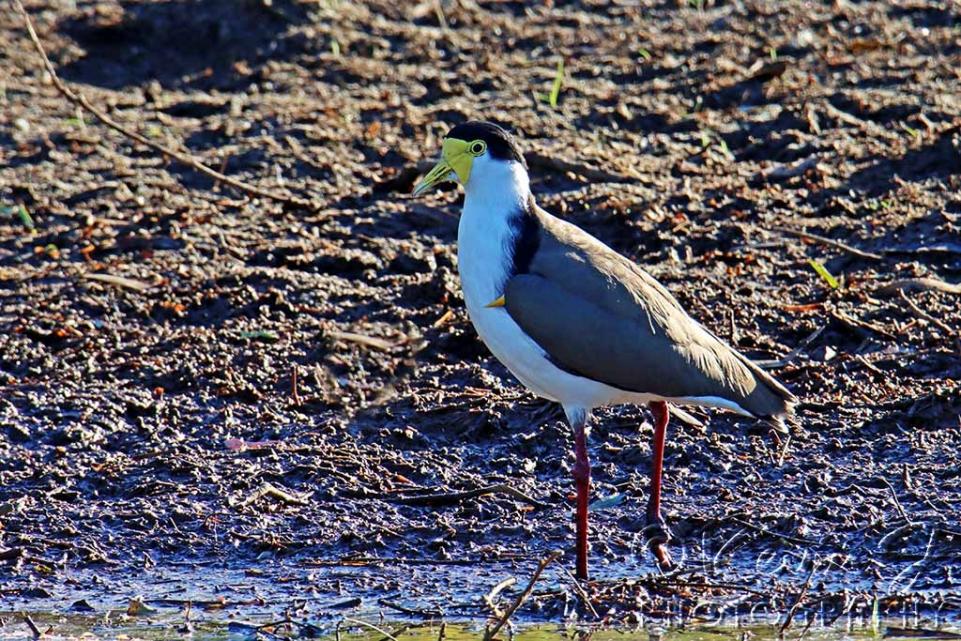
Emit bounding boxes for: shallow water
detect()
[3,558,960,640]
[2,616,959,641]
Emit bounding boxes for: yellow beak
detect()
[412,138,472,196]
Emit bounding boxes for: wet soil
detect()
[2,616,953,641]
[2,0,961,622]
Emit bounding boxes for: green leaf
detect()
[548,58,564,108]
[638,47,652,61]
[808,259,839,289]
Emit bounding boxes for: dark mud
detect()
[2,0,961,623]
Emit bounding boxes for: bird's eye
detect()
[469,141,487,156]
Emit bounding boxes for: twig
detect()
[879,477,915,526]
[773,226,882,261]
[483,552,560,641]
[328,330,399,352]
[12,0,318,210]
[393,483,546,509]
[483,577,516,618]
[898,291,956,337]
[557,563,600,619]
[795,609,819,641]
[755,325,826,369]
[877,520,921,551]
[234,482,308,508]
[669,405,705,428]
[779,561,818,636]
[729,517,816,546]
[883,243,961,257]
[431,309,455,329]
[831,309,896,340]
[877,278,961,296]
[21,613,42,640]
[712,527,748,566]
[291,366,302,407]
[761,156,820,182]
[342,618,399,641]
[83,272,153,292]
[823,101,898,141]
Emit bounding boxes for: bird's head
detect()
[413,121,528,197]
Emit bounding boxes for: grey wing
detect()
[502,273,755,402]
[507,206,795,423]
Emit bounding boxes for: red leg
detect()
[647,401,673,568]
[572,417,591,581]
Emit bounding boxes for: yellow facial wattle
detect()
[441,138,472,183]
[412,137,488,196]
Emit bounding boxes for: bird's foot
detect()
[642,514,672,543]
[651,540,673,569]
[643,515,674,570]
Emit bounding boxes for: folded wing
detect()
[502,209,796,427]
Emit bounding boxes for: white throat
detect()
[457,158,532,310]
[462,157,531,213]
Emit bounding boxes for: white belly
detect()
[464,294,633,408]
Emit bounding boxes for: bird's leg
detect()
[570,409,591,581]
[646,401,673,569]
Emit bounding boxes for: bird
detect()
[412,121,796,581]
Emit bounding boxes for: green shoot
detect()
[900,122,920,139]
[638,47,652,61]
[18,205,34,230]
[808,259,839,289]
[548,58,564,108]
[331,38,341,57]
[717,137,731,158]
[769,46,778,61]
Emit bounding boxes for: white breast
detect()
[456,160,631,410]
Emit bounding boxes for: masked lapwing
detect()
[413,121,796,581]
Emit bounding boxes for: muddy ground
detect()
[1,0,960,624]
